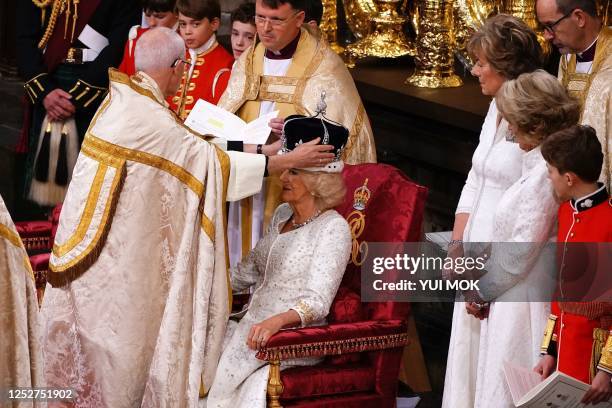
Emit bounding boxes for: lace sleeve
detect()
[291,216,351,326]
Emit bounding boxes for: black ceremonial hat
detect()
[281,114,348,173]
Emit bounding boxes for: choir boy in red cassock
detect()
[534,124,612,405]
[118,0,179,76]
[169,0,234,119]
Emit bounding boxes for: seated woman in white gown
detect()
[470,70,581,407]
[442,14,543,408]
[205,115,352,408]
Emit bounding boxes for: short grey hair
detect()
[135,27,185,72]
[300,172,346,211]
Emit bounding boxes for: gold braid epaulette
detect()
[256,332,409,361]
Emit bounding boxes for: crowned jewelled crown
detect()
[353,178,371,211]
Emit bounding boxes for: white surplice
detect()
[473,146,558,408]
[205,203,351,408]
[227,57,293,268]
[442,100,524,408]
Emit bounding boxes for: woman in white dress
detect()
[472,70,581,407]
[205,118,352,408]
[442,15,543,408]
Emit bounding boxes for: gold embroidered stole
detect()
[561,26,612,118]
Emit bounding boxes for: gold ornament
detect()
[346,0,416,61]
[342,0,378,40]
[406,0,463,88]
[321,0,345,54]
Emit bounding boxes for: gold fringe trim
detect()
[48,164,126,286]
[21,235,51,251]
[591,328,608,382]
[256,332,409,361]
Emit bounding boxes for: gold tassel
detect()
[590,328,607,382]
[71,0,80,43]
[64,0,71,40]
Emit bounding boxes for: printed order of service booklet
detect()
[185,99,278,145]
[504,361,612,407]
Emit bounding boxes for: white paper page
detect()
[241,110,279,144]
[185,99,246,140]
[503,361,543,405]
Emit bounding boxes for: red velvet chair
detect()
[15,204,62,303]
[255,163,428,408]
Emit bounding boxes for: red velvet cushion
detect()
[29,253,50,289]
[280,363,375,400]
[29,253,50,271]
[15,221,53,251]
[328,287,363,364]
[329,287,362,323]
[15,220,52,237]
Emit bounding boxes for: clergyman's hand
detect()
[43,89,75,121]
[533,354,556,380]
[269,117,284,137]
[262,139,282,156]
[289,137,334,168]
[582,370,612,405]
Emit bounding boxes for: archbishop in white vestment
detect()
[0,195,44,403]
[40,68,234,407]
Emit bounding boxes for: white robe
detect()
[473,146,558,408]
[442,101,524,408]
[0,195,44,405]
[41,69,267,408]
[205,203,351,408]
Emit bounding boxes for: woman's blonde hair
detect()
[300,171,346,210]
[496,70,580,145]
[468,14,542,79]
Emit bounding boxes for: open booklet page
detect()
[503,361,612,408]
[185,99,277,144]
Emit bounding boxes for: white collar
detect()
[578,34,599,57]
[188,34,216,60]
[133,71,167,106]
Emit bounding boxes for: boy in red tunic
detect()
[169,0,234,119]
[534,125,612,405]
[118,0,179,76]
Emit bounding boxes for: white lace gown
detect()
[204,203,351,408]
[473,146,558,407]
[442,101,524,408]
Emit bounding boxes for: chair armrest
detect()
[256,320,409,361]
[15,221,53,252]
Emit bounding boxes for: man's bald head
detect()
[135,27,186,72]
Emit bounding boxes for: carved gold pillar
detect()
[321,0,344,53]
[406,0,462,88]
[267,358,284,408]
[345,0,416,61]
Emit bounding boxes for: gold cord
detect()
[37,0,64,49]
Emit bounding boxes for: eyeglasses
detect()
[171,57,189,68]
[542,9,575,34]
[255,11,301,27]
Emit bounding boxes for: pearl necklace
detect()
[291,210,321,229]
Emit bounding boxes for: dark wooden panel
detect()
[0,0,17,77]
